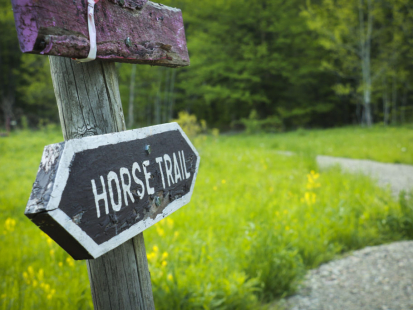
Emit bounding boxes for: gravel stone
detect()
[278,156,413,310]
[282,242,413,310]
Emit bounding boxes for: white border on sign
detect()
[45,123,200,259]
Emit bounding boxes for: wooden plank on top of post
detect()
[12,0,189,67]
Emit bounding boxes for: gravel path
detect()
[277,155,413,310]
[316,155,413,196]
[281,242,413,310]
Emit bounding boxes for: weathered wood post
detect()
[49,57,154,309]
[11,1,197,309]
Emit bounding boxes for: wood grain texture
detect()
[49,55,155,309]
[133,234,155,308]
[87,234,155,310]
[49,56,125,139]
[12,0,189,67]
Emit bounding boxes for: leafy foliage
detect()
[172,111,207,138]
[1,0,412,131]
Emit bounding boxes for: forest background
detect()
[1,0,413,132]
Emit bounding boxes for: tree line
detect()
[1,0,412,132]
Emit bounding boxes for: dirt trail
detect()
[278,155,413,310]
[316,155,413,196]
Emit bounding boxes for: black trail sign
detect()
[26,123,200,259]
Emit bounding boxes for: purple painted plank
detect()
[108,0,148,10]
[11,0,189,67]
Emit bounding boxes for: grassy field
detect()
[269,125,413,164]
[1,126,413,309]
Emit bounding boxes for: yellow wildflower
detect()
[66,257,75,267]
[161,261,167,267]
[4,218,16,234]
[23,272,30,285]
[147,252,156,263]
[38,269,44,281]
[161,252,168,260]
[58,262,63,267]
[153,245,159,252]
[310,170,319,179]
[43,283,50,293]
[306,170,321,189]
[166,218,174,229]
[167,274,173,281]
[221,179,226,184]
[304,192,316,205]
[47,289,56,300]
[213,186,218,191]
[156,226,165,237]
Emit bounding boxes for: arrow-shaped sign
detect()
[26,123,200,259]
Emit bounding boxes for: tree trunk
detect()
[154,69,162,125]
[169,69,176,121]
[1,65,15,133]
[401,83,407,124]
[382,76,390,125]
[391,74,398,125]
[146,95,152,126]
[49,56,155,310]
[162,69,170,123]
[128,64,137,129]
[358,0,373,127]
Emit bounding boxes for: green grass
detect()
[267,125,413,164]
[1,127,413,309]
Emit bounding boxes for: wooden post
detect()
[49,56,155,310]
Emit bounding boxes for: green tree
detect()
[161,0,339,129]
[0,0,20,131]
[302,0,413,126]
[17,54,57,125]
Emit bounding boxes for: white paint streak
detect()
[173,152,182,183]
[181,150,191,179]
[155,157,166,189]
[163,154,174,187]
[142,160,155,195]
[132,162,145,199]
[40,144,61,173]
[120,167,134,206]
[91,176,109,218]
[108,171,122,212]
